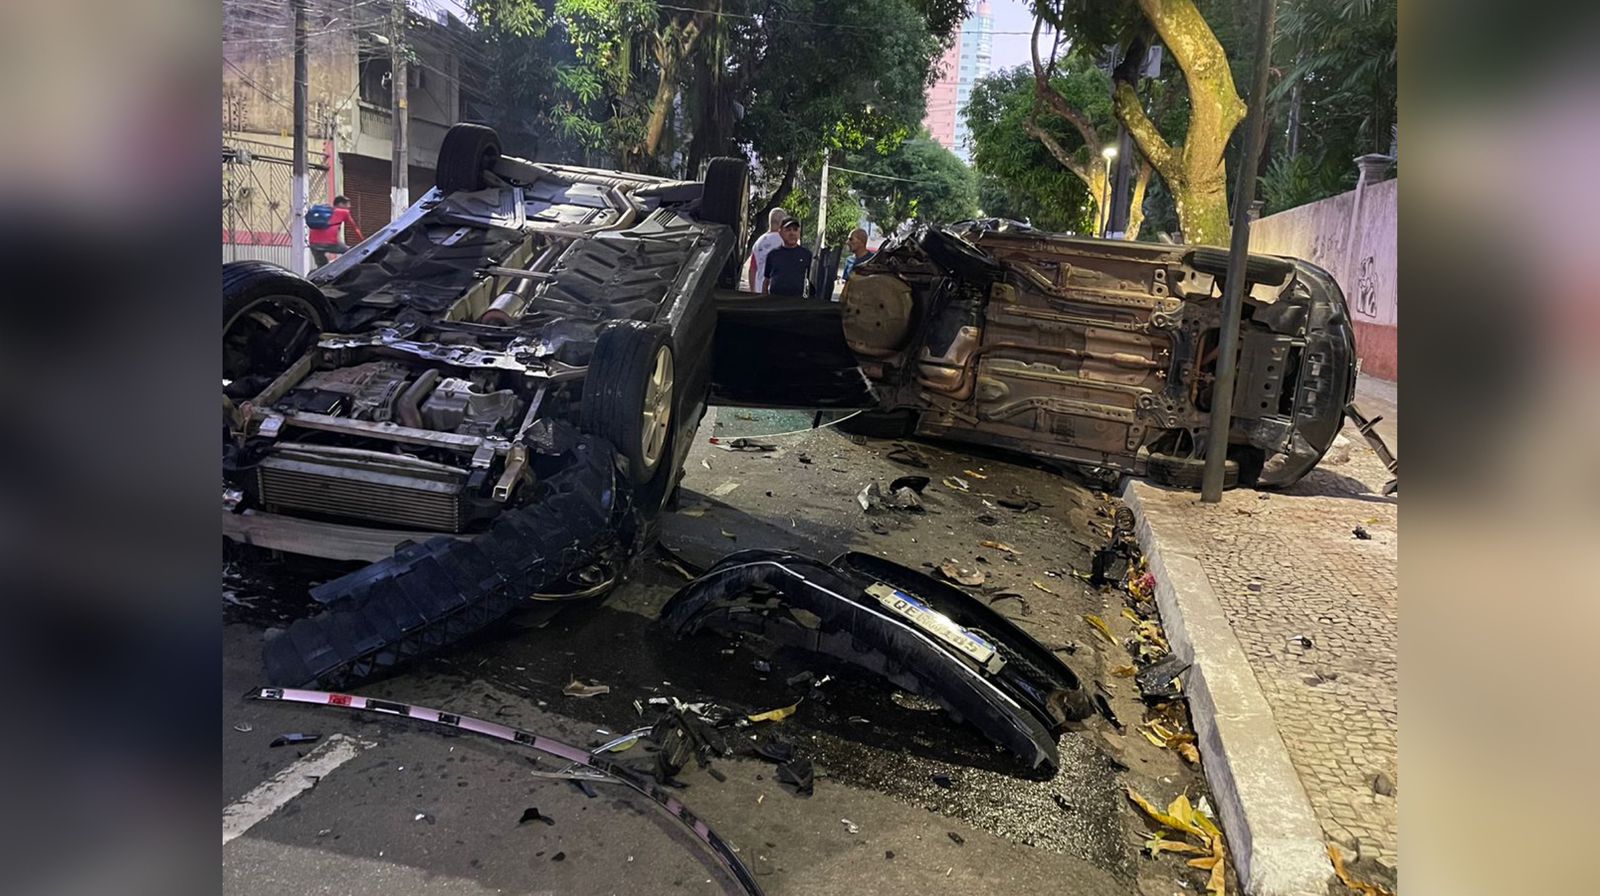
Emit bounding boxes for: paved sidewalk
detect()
[1127,376,1398,887]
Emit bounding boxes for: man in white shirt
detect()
[745,207,789,292]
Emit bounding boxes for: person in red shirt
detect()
[309,195,364,268]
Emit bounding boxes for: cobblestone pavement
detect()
[1132,379,1398,872]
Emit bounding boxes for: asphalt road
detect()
[222,410,1223,896]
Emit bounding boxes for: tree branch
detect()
[1133,0,1245,152]
[1113,82,1177,176]
[1022,111,1091,186]
[1127,159,1153,240]
[1029,13,1101,151]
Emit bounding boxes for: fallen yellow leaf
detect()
[963,469,988,479]
[1111,664,1137,677]
[1085,614,1117,645]
[747,702,799,723]
[1122,607,1142,623]
[1178,743,1201,764]
[1145,835,1207,857]
[1032,580,1057,596]
[1140,727,1167,748]
[978,539,1019,554]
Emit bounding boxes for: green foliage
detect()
[1272,0,1397,156]
[473,0,947,178]
[739,0,941,168]
[1259,152,1354,215]
[780,166,864,249]
[963,66,1095,234]
[846,137,978,230]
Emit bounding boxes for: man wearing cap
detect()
[762,217,813,298]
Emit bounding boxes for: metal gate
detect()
[223,137,329,268]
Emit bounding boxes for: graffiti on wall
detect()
[1248,179,1397,329]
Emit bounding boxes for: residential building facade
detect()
[222,0,485,267]
[921,1,993,163]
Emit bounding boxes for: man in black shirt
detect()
[762,218,813,297]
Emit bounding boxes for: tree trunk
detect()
[1111,0,1246,247]
[1127,160,1153,241]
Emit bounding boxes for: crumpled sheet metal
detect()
[249,686,763,896]
[659,550,1092,773]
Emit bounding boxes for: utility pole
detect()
[816,151,831,249]
[390,0,409,222]
[289,0,309,274]
[1200,0,1276,502]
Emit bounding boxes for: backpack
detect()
[304,204,335,229]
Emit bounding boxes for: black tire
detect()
[223,261,334,382]
[581,321,676,485]
[836,409,918,439]
[701,157,749,289]
[436,123,502,193]
[1146,452,1239,490]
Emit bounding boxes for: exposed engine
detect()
[244,358,540,534]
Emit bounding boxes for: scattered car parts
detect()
[659,550,1093,773]
[248,686,763,896]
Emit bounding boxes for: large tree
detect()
[968,57,1153,238]
[1030,0,1246,246]
[965,67,1095,233]
[845,137,978,231]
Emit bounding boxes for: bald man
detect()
[746,207,789,292]
[841,227,875,281]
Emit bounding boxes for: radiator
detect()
[257,447,469,532]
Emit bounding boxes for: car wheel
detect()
[581,321,676,486]
[1145,452,1239,490]
[836,409,918,439]
[700,157,749,289]
[436,123,502,193]
[223,261,334,383]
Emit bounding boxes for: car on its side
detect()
[710,219,1361,490]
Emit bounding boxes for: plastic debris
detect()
[710,437,777,452]
[938,559,986,587]
[841,818,860,834]
[941,476,970,492]
[1352,525,1372,540]
[752,659,772,674]
[414,812,435,824]
[888,475,931,494]
[858,481,924,513]
[721,530,739,540]
[519,807,557,826]
[563,679,611,698]
[753,738,796,764]
[978,539,1019,554]
[232,722,253,733]
[775,757,814,797]
[1136,656,1190,701]
[269,733,319,748]
[1031,580,1058,596]
[962,469,988,480]
[946,831,965,846]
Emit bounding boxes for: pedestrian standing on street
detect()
[746,206,788,292]
[308,195,364,268]
[763,218,813,297]
[841,227,875,281]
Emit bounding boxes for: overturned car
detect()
[225,124,749,564]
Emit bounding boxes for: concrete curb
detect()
[1121,479,1333,896]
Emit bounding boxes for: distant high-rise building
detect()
[921,1,993,164]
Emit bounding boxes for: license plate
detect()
[867,584,1004,674]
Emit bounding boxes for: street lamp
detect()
[1100,145,1118,238]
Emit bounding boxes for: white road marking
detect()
[223,734,371,844]
[711,481,740,497]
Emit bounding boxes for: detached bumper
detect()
[223,509,462,563]
[660,550,1091,773]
